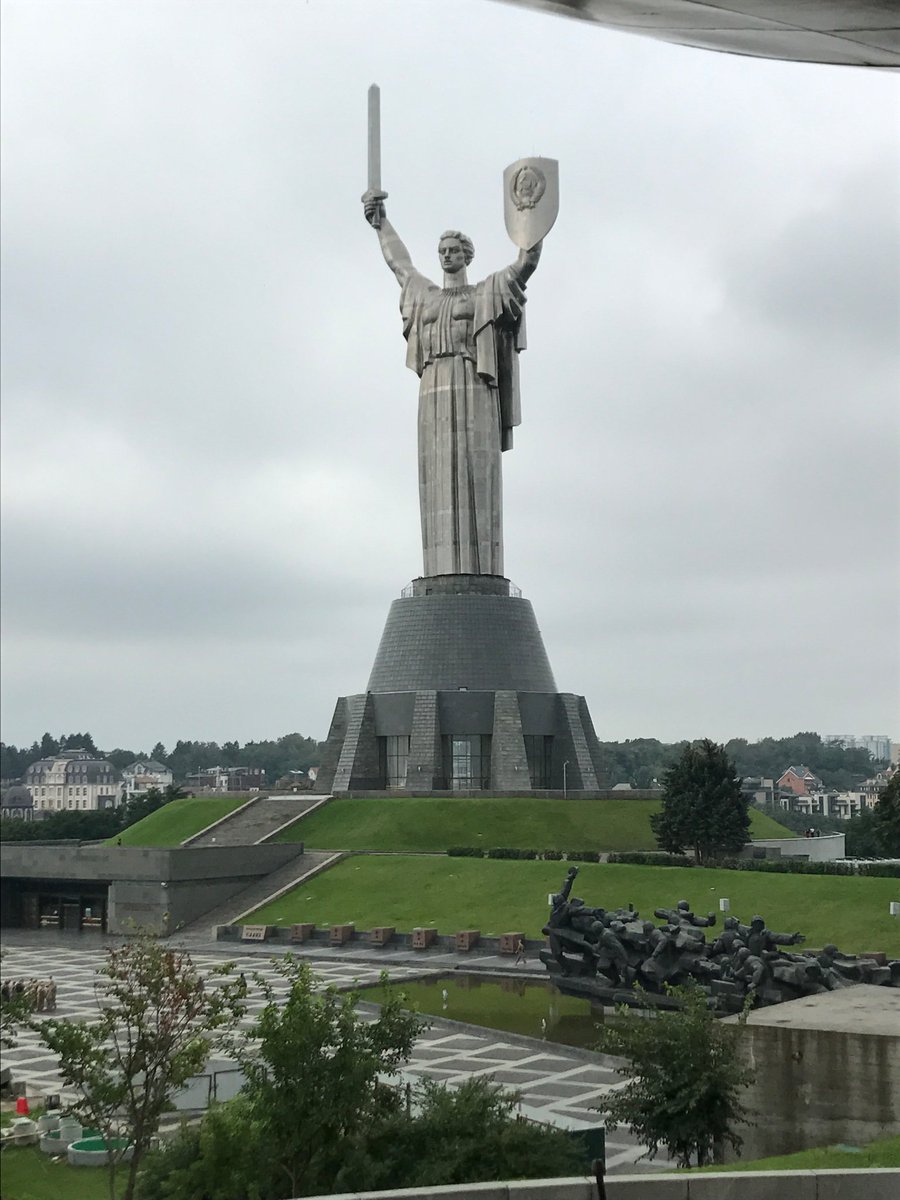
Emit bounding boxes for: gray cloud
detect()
[1,0,898,749]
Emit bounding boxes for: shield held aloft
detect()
[503,157,559,250]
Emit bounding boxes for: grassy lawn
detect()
[0,1145,113,1200]
[276,797,791,852]
[697,1134,900,1172]
[246,857,900,953]
[109,797,249,847]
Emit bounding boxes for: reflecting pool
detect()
[373,973,603,1049]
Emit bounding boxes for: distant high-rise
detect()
[824,734,893,763]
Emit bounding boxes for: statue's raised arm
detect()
[363,193,417,289]
[512,241,542,286]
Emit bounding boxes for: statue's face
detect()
[439,238,467,274]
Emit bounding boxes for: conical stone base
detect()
[316,575,603,795]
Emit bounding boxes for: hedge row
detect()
[607,851,900,878]
[446,847,899,878]
[607,852,693,867]
[447,847,601,862]
[712,857,900,878]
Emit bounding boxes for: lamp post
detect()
[563,760,570,800]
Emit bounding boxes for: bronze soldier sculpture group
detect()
[541,867,899,1010]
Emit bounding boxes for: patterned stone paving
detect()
[1,937,662,1173]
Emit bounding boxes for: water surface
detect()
[375,973,603,1049]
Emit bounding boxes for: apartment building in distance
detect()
[121,759,174,797]
[824,733,893,763]
[25,748,123,813]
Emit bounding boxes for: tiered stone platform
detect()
[316,575,603,794]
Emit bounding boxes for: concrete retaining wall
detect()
[735,1022,900,1159]
[1,843,303,934]
[319,1170,900,1200]
[748,834,846,862]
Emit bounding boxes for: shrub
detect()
[565,850,601,863]
[608,852,693,867]
[487,848,537,860]
[607,853,900,879]
[709,858,900,878]
[447,847,484,857]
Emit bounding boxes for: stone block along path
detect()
[0,933,665,1174]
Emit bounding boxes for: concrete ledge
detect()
[317,1171,900,1200]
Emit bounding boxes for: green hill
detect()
[246,856,900,955]
[275,796,791,852]
[111,797,249,847]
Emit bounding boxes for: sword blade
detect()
[367,84,381,192]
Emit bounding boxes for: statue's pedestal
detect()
[316,575,604,795]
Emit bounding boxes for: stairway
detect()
[175,850,341,934]
[183,794,332,848]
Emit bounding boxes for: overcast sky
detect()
[1,0,898,754]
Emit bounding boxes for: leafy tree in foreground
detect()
[595,985,754,1168]
[651,738,751,863]
[353,1076,585,1192]
[138,968,584,1200]
[874,773,900,856]
[222,957,422,1199]
[38,935,246,1200]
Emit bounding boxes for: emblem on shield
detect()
[503,156,559,249]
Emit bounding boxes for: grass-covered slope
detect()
[276,797,790,852]
[246,856,900,954]
[111,796,249,847]
[694,1135,900,1172]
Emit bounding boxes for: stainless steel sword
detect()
[366,83,387,229]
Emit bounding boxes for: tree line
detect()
[2,728,885,789]
[652,740,900,860]
[0,731,323,785]
[0,786,186,843]
[597,731,883,792]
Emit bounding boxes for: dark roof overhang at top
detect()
[495,1,900,67]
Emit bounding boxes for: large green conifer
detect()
[651,738,751,862]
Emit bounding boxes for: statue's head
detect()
[724,916,738,930]
[751,916,765,929]
[438,230,474,273]
[677,900,690,911]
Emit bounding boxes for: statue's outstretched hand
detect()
[362,190,387,228]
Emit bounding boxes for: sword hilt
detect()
[362,189,388,230]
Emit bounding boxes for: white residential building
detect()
[25,749,123,813]
[122,759,173,797]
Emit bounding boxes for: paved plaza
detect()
[1,933,661,1173]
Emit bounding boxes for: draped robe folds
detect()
[400,264,528,577]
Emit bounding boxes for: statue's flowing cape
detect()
[401,266,528,451]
